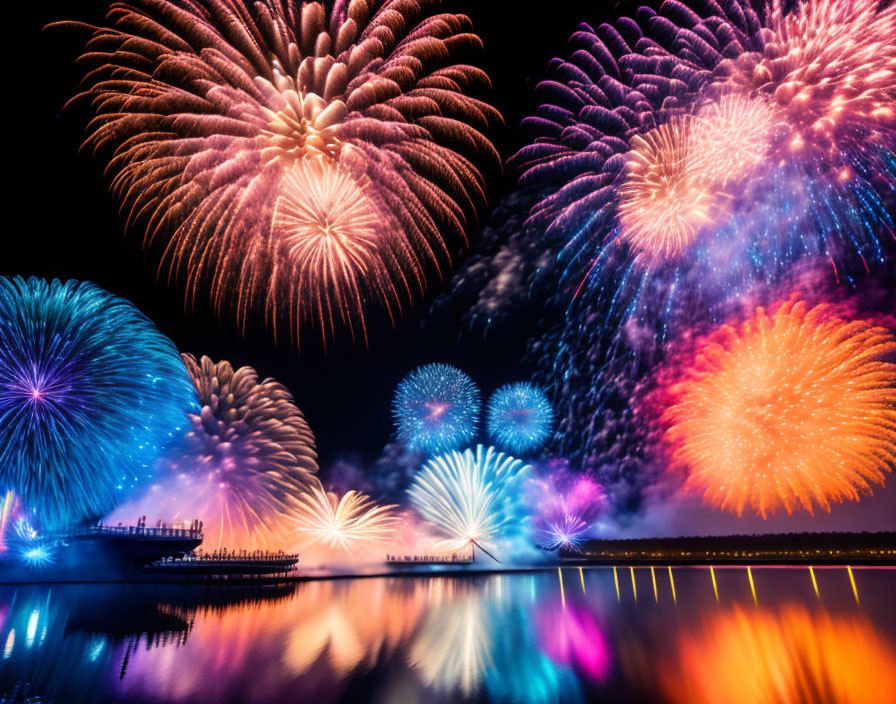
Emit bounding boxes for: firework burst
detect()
[618,94,779,266]
[393,364,481,455]
[525,468,607,551]
[293,479,399,552]
[654,298,896,517]
[110,355,318,550]
[648,0,896,267]
[0,277,198,529]
[486,382,554,455]
[52,0,502,347]
[454,1,896,516]
[407,445,530,559]
[699,0,896,157]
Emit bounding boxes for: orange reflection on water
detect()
[662,605,896,704]
[284,579,426,676]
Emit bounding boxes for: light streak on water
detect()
[710,566,719,602]
[747,567,758,604]
[668,567,677,604]
[25,609,38,647]
[651,567,658,602]
[613,567,620,602]
[809,566,820,598]
[847,566,859,604]
[558,568,566,608]
[630,567,637,602]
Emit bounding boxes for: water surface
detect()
[1,567,895,703]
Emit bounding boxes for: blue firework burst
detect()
[0,277,199,529]
[392,364,481,455]
[487,383,554,455]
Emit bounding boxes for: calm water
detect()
[1,567,895,703]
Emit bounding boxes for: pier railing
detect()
[54,524,204,541]
[166,550,300,564]
[385,553,471,563]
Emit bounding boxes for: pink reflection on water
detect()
[536,602,610,682]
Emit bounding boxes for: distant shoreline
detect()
[2,531,893,586]
[565,530,896,566]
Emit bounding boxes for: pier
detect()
[145,550,300,583]
[385,553,473,566]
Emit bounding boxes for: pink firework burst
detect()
[525,466,608,551]
[52,0,502,347]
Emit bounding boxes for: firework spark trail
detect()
[109,355,318,550]
[293,479,399,552]
[408,445,530,557]
[0,277,198,529]
[393,364,481,455]
[654,298,896,517]
[51,0,502,347]
[486,382,554,455]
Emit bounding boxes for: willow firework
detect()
[0,277,198,529]
[53,0,501,346]
[486,382,554,455]
[110,355,318,550]
[655,299,896,517]
[293,479,399,551]
[393,363,481,455]
[407,445,530,557]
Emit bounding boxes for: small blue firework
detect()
[487,383,553,456]
[0,277,199,529]
[19,543,56,570]
[392,364,481,455]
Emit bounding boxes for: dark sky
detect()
[9,1,631,469]
[8,1,896,534]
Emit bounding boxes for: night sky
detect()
[8,0,896,533]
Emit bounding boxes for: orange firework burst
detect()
[617,94,778,265]
[657,299,896,517]
[51,1,501,348]
[293,479,399,552]
[716,0,896,155]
